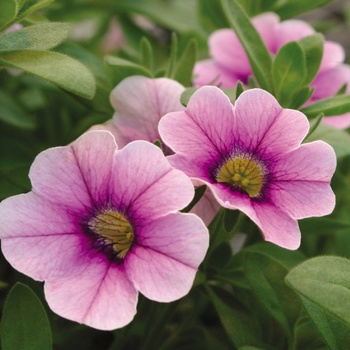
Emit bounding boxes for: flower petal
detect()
[270,141,336,218]
[319,41,345,72]
[109,141,194,222]
[45,261,138,330]
[109,76,185,147]
[0,193,89,281]
[233,89,309,157]
[207,184,301,249]
[70,130,117,205]
[252,202,301,250]
[252,12,280,52]
[160,86,234,167]
[126,213,208,301]
[193,59,240,88]
[275,19,314,49]
[209,29,251,77]
[312,64,350,100]
[29,146,92,212]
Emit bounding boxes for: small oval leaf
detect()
[1,283,52,350]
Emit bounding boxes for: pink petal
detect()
[109,141,194,222]
[275,19,314,50]
[252,12,280,53]
[311,64,350,100]
[252,202,301,250]
[160,86,233,162]
[125,213,208,301]
[320,41,345,72]
[29,146,93,212]
[233,89,309,157]
[207,184,301,249]
[193,59,240,88]
[88,122,131,148]
[270,141,336,218]
[45,261,138,330]
[0,193,88,281]
[70,131,117,205]
[209,29,251,77]
[109,76,185,147]
[273,141,336,182]
[322,113,350,129]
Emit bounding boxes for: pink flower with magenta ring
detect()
[0,131,209,330]
[159,87,336,250]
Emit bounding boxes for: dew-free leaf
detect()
[1,283,52,350]
[0,50,96,99]
[0,23,72,52]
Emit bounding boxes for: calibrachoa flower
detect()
[159,87,336,249]
[92,75,185,149]
[91,75,220,225]
[193,12,350,128]
[0,131,209,330]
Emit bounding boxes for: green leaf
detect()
[299,296,350,350]
[140,37,153,72]
[305,124,350,159]
[289,86,313,109]
[272,42,306,107]
[300,217,350,233]
[305,113,324,139]
[0,91,35,129]
[1,283,52,350]
[166,32,178,79]
[1,0,54,31]
[220,0,273,92]
[115,0,201,34]
[0,0,18,28]
[293,313,329,349]
[198,0,230,32]
[243,244,305,339]
[285,256,350,348]
[235,81,244,99]
[237,0,279,16]
[205,285,263,348]
[180,87,197,107]
[57,42,113,114]
[0,23,72,52]
[275,0,333,20]
[298,34,324,85]
[301,94,350,119]
[0,50,96,99]
[105,55,152,79]
[173,38,197,87]
[17,0,53,17]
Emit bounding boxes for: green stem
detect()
[228,211,246,239]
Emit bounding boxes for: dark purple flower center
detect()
[88,210,134,260]
[216,156,266,197]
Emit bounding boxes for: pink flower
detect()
[91,76,185,149]
[0,131,209,330]
[194,12,350,128]
[159,87,336,250]
[91,75,220,225]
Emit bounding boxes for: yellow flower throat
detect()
[89,210,134,259]
[216,156,264,198]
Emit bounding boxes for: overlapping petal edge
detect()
[159,87,336,250]
[193,12,350,128]
[0,130,209,330]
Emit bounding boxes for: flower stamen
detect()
[89,210,134,259]
[216,156,265,197]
